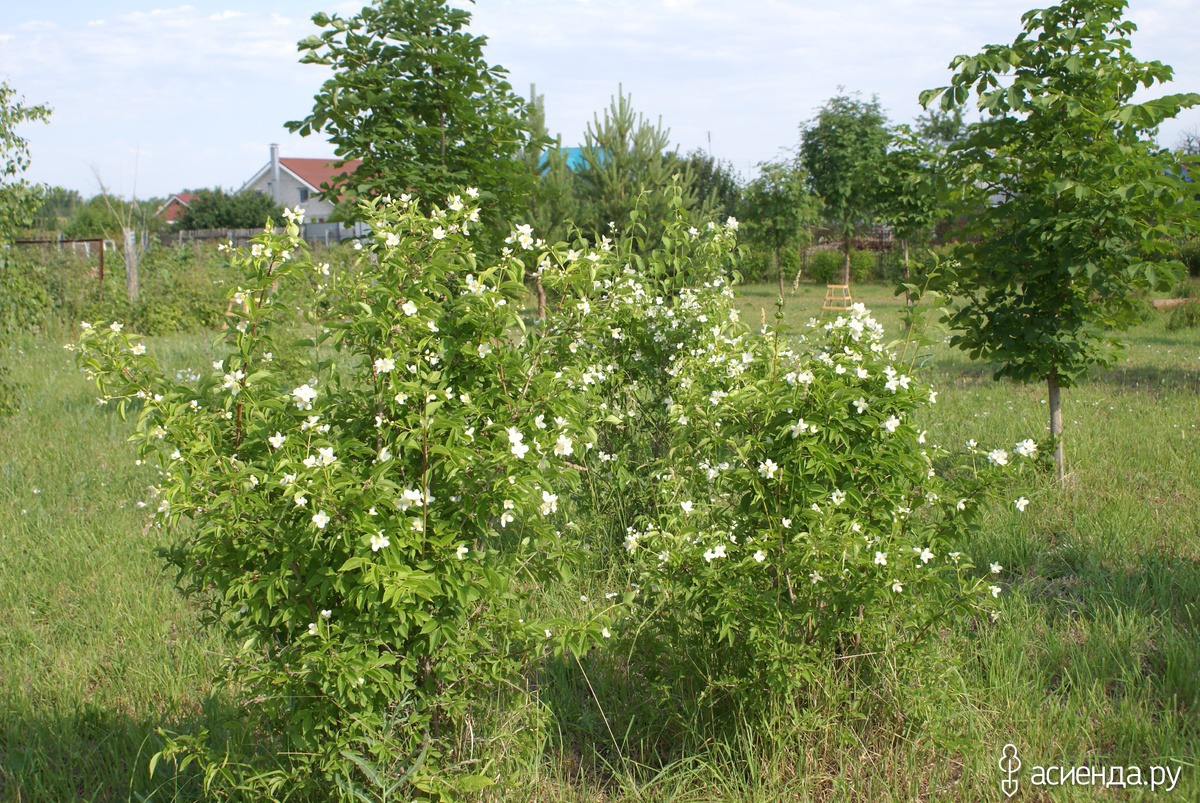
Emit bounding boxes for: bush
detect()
[805,248,875,284]
[538,188,1033,717]
[739,243,799,284]
[1177,239,1200,278]
[1167,299,1200,331]
[74,200,608,798]
[74,188,1032,790]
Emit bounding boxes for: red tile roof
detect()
[281,158,363,193]
[156,192,196,222]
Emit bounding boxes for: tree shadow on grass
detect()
[1014,544,1200,721]
[0,695,244,802]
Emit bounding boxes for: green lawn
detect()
[2,283,1198,800]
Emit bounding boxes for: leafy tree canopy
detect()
[0,81,51,244]
[287,0,538,248]
[921,0,1200,478]
[176,188,285,231]
[798,92,890,283]
[575,87,702,250]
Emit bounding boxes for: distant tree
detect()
[798,92,890,286]
[878,124,947,304]
[575,87,700,251]
[521,84,579,247]
[0,81,51,244]
[738,159,818,295]
[287,0,539,248]
[1177,128,1200,156]
[29,186,81,232]
[914,107,966,151]
[682,148,742,219]
[921,0,1200,481]
[176,188,285,230]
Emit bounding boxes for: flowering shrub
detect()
[530,194,1035,713]
[624,301,1034,710]
[74,186,1036,788]
[74,198,609,798]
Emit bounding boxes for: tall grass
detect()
[2,283,1197,800]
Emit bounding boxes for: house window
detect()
[299,188,310,202]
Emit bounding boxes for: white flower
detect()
[874,551,888,566]
[1014,439,1038,457]
[370,531,390,551]
[830,489,846,506]
[376,446,392,463]
[432,226,446,240]
[456,544,469,560]
[1014,496,1030,512]
[553,433,574,457]
[292,384,318,410]
[680,500,694,514]
[703,543,728,563]
[957,499,967,511]
[374,357,395,374]
[789,419,810,437]
[397,488,424,510]
[781,518,792,529]
[540,491,558,516]
[500,511,515,527]
[317,447,336,466]
[753,550,766,563]
[987,449,1009,467]
[477,342,492,359]
[130,343,146,355]
[308,622,319,635]
[312,510,330,529]
[758,459,779,479]
[892,580,904,593]
[853,398,868,414]
[929,389,938,404]
[919,548,935,563]
[109,322,123,333]
[991,562,1003,574]
[725,215,739,231]
[882,415,900,433]
[809,570,823,584]
[268,432,286,450]
[402,300,418,316]
[506,427,529,459]
[990,585,1002,598]
[601,627,611,639]
[320,609,332,619]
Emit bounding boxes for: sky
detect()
[2,0,1198,201]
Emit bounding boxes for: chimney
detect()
[269,143,280,204]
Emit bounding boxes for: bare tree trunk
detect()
[903,238,912,308]
[536,276,546,320]
[843,235,851,286]
[122,227,140,302]
[774,248,784,303]
[1048,367,1064,482]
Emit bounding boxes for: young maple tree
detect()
[921,0,1199,481]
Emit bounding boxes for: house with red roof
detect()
[155,192,196,223]
[240,144,363,224]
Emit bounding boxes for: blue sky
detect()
[2,0,1197,200]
